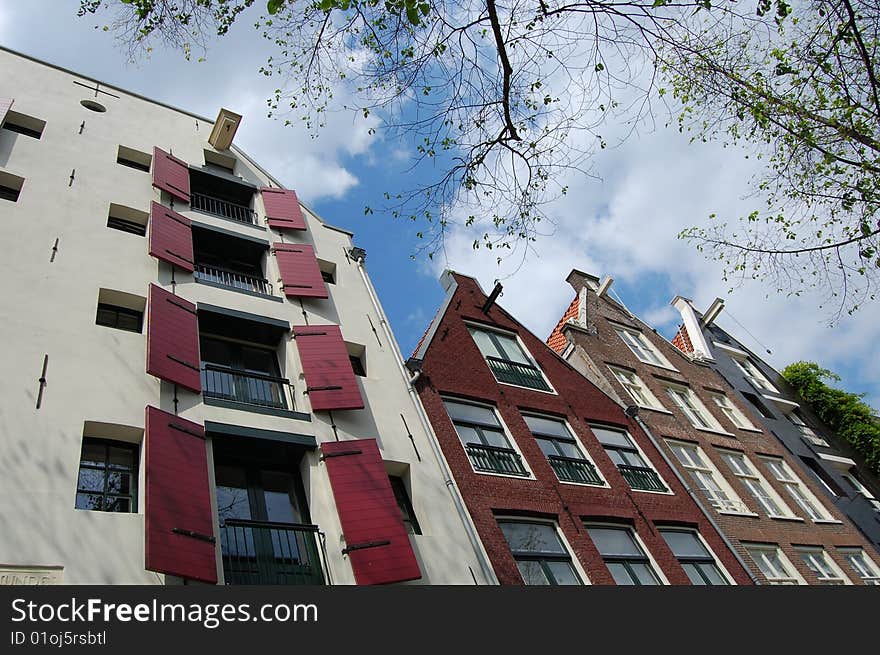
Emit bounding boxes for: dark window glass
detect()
[75,438,138,513]
[586,525,661,585]
[499,520,581,585]
[349,354,366,377]
[0,184,20,202]
[3,122,42,139]
[321,270,335,284]
[116,156,150,172]
[390,476,421,535]
[107,216,147,236]
[659,528,728,585]
[95,303,143,333]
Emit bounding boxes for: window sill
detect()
[717,510,760,518]
[557,478,609,489]
[694,427,738,438]
[811,519,843,525]
[736,426,764,434]
[629,487,674,496]
[635,405,674,415]
[203,396,309,421]
[768,514,804,522]
[471,467,534,481]
[194,277,282,302]
[639,361,680,373]
[496,379,557,396]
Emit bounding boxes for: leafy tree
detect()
[782,361,880,477]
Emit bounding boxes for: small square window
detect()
[0,171,24,202]
[116,145,152,173]
[346,342,366,376]
[389,475,421,535]
[317,259,336,285]
[349,354,366,377]
[468,324,551,392]
[75,437,138,513]
[95,289,146,334]
[3,110,45,139]
[107,203,148,236]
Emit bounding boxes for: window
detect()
[799,457,843,497]
[523,414,603,485]
[719,450,796,519]
[499,520,583,585]
[841,470,880,511]
[664,384,724,431]
[443,399,528,477]
[710,392,758,431]
[318,259,336,285]
[96,303,143,333]
[586,525,662,585]
[609,366,665,410]
[760,456,835,521]
[795,547,850,585]
[349,354,366,377]
[745,544,804,585]
[659,528,729,585]
[730,354,777,392]
[106,203,148,237]
[613,324,674,369]
[321,270,334,284]
[741,392,775,419]
[75,438,138,513]
[787,409,828,446]
[591,425,666,492]
[0,171,24,202]
[2,110,45,139]
[667,441,748,513]
[389,476,421,535]
[200,335,288,410]
[467,325,551,392]
[838,548,880,585]
[116,145,152,172]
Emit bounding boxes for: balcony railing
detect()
[465,443,529,477]
[195,263,272,296]
[548,455,603,485]
[618,465,667,492]
[202,364,291,410]
[796,425,829,447]
[220,519,325,585]
[485,356,552,392]
[191,191,256,225]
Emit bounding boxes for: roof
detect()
[546,294,579,353]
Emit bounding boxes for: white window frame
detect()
[666,440,751,515]
[840,472,880,511]
[608,366,667,412]
[838,548,880,585]
[785,409,830,447]
[663,383,730,435]
[657,526,737,585]
[496,516,590,585]
[744,543,806,585]
[709,392,759,432]
[611,322,677,371]
[718,450,798,520]
[794,547,851,585]
[731,354,778,392]
[465,322,556,395]
[522,413,608,488]
[759,456,837,522]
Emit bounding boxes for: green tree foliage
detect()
[782,361,880,477]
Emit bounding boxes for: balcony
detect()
[191,191,256,225]
[195,263,272,297]
[548,455,603,485]
[485,356,552,392]
[465,443,529,477]
[618,465,667,492]
[202,364,291,410]
[220,519,325,585]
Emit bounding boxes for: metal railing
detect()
[796,424,829,447]
[548,455,603,485]
[618,465,667,492]
[191,191,256,225]
[465,443,529,477]
[485,356,552,391]
[220,519,325,585]
[195,263,272,296]
[202,364,291,410]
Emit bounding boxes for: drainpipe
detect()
[630,412,760,584]
[352,255,499,585]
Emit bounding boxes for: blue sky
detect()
[2,1,877,410]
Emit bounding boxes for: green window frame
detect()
[498,520,583,585]
[443,399,528,477]
[523,414,603,485]
[659,528,729,585]
[96,303,143,333]
[467,325,551,392]
[586,524,662,585]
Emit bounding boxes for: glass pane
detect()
[500,522,566,555]
[108,446,135,469]
[605,449,626,467]
[76,493,104,511]
[452,424,481,446]
[697,562,727,585]
[242,346,277,376]
[516,560,550,585]
[216,486,251,522]
[116,312,141,332]
[481,427,510,449]
[630,562,660,585]
[587,527,641,557]
[494,333,530,365]
[106,497,131,513]
[444,400,499,426]
[535,438,558,458]
[607,562,635,585]
[556,441,582,459]
[660,530,710,558]
[106,471,131,496]
[77,468,104,493]
[200,337,233,366]
[591,427,632,448]
[523,414,569,438]
[261,470,301,524]
[80,443,106,467]
[468,328,501,359]
[546,561,581,585]
[683,563,706,585]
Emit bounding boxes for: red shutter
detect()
[152,147,190,203]
[274,242,328,299]
[146,284,201,392]
[145,406,217,584]
[0,98,13,126]
[149,201,194,272]
[261,187,306,230]
[293,325,364,411]
[321,439,421,585]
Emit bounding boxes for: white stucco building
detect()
[0,47,493,585]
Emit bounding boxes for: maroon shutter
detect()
[322,439,421,585]
[0,98,13,126]
[274,242,328,298]
[149,201,194,272]
[293,325,364,411]
[261,187,306,230]
[145,406,217,584]
[146,284,201,392]
[152,147,190,203]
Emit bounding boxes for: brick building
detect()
[547,269,880,584]
[412,271,752,585]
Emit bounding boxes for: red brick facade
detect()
[414,273,752,585]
